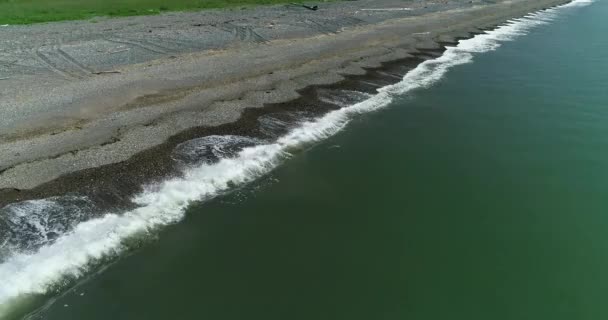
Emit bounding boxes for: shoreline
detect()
[0,50,442,209]
[0,0,570,208]
[0,1,594,317]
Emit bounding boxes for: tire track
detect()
[154,37,203,50]
[341,17,366,26]
[249,28,267,43]
[33,49,75,80]
[105,38,167,55]
[224,23,267,43]
[56,47,93,76]
[304,19,337,34]
[129,38,175,53]
[303,17,365,34]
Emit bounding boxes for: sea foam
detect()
[0,0,593,316]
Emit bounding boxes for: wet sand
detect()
[0,0,570,207]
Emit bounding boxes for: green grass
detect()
[0,0,320,25]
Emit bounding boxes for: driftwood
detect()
[0,77,9,80]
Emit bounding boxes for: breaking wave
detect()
[0,0,593,316]
[0,196,95,260]
[172,135,266,166]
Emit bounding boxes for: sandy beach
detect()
[0,0,569,207]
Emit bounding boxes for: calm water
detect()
[9,0,608,319]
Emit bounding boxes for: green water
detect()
[31,1,608,319]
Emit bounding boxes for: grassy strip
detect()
[0,0,322,25]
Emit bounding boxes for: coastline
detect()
[0,0,595,317]
[0,52,439,209]
[0,0,570,208]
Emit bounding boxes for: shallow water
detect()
[1,0,605,318]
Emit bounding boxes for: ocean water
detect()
[0,0,605,318]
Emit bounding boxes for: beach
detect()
[1,0,598,318]
[0,0,569,206]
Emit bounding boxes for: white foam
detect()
[172,135,266,165]
[0,196,94,257]
[562,0,594,7]
[0,0,594,315]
